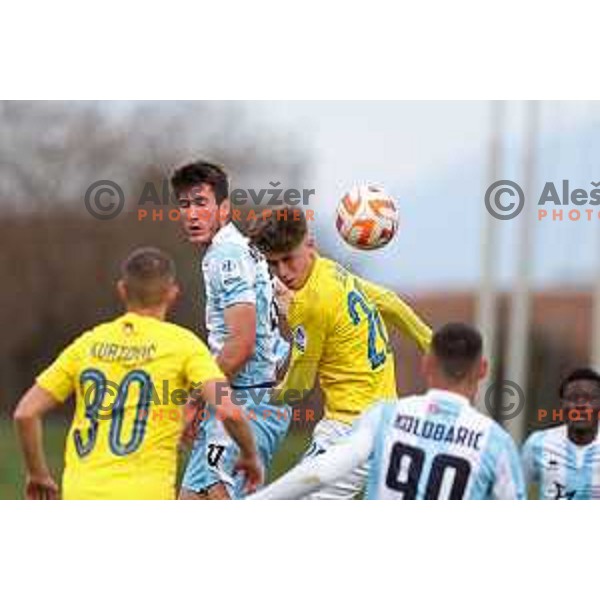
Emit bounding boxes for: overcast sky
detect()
[249,101,600,292]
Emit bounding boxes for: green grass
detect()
[269,428,311,480]
[0,417,311,499]
[0,417,69,499]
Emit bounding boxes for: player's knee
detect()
[205,483,232,500]
[178,483,231,500]
[178,487,208,500]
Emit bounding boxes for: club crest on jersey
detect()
[293,325,307,352]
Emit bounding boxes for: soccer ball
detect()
[335,184,399,250]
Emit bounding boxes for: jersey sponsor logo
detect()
[219,258,242,286]
[293,325,307,352]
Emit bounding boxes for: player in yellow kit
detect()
[13,247,261,500]
[249,208,432,498]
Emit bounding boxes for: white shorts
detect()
[300,418,368,500]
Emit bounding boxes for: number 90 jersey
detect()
[362,390,525,499]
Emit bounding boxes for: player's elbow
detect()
[234,333,255,365]
[13,399,35,423]
[220,336,256,378]
[230,346,254,375]
[13,385,49,423]
[240,337,256,362]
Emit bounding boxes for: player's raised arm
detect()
[358,277,432,352]
[13,384,62,499]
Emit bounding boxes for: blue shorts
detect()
[181,400,291,498]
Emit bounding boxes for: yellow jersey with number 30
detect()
[281,256,431,424]
[36,312,224,500]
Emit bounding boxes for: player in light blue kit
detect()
[521,368,600,499]
[250,323,525,500]
[171,162,291,499]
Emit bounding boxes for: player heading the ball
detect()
[247,206,432,499]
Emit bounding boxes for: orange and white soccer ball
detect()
[335,184,399,250]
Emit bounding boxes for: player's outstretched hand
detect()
[234,454,263,494]
[25,473,59,500]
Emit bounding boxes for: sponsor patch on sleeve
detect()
[219,258,242,286]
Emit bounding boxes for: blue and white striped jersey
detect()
[521,425,600,499]
[363,390,525,499]
[202,223,289,389]
[250,388,525,500]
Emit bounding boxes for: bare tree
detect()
[0,101,309,412]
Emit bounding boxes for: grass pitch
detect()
[0,418,311,500]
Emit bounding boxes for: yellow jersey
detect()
[281,256,432,424]
[36,312,224,500]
